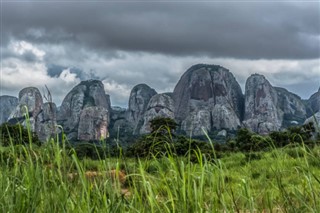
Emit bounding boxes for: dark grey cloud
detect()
[46,64,99,80]
[46,64,67,77]
[1,1,319,107]
[2,1,319,59]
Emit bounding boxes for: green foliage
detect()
[0,123,41,146]
[1,119,320,211]
[126,117,215,160]
[234,128,271,152]
[235,122,318,152]
[149,116,178,135]
[67,142,124,160]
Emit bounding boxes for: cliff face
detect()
[57,80,110,140]
[0,96,18,124]
[6,87,58,141]
[1,64,318,141]
[275,87,307,127]
[77,106,108,141]
[172,64,244,135]
[126,84,157,134]
[243,74,283,134]
[36,102,59,141]
[140,93,175,134]
[306,88,320,116]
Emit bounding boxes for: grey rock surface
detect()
[57,80,110,140]
[217,129,227,137]
[304,111,320,129]
[126,84,157,134]
[140,93,175,134]
[37,102,59,141]
[78,106,109,141]
[8,87,43,131]
[275,87,306,127]
[109,106,131,135]
[173,64,243,136]
[306,88,320,116]
[243,74,283,134]
[0,95,18,124]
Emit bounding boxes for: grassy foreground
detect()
[1,138,320,212]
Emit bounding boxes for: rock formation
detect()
[78,106,108,141]
[275,87,306,127]
[0,95,18,124]
[243,74,283,134]
[1,64,319,141]
[57,80,110,140]
[140,93,175,134]
[306,87,320,116]
[304,111,320,130]
[126,84,157,134]
[109,106,130,136]
[36,102,59,141]
[6,87,59,141]
[8,87,44,131]
[173,64,244,136]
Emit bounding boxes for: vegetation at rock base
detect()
[0,123,41,146]
[0,117,320,212]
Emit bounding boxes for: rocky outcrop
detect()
[275,87,307,127]
[243,74,283,134]
[78,106,108,141]
[6,87,59,142]
[57,80,110,140]
[2,64,318,140]
[173,64,244,136]
[109,106,131,135]
[304,111,320,130]
[306,88,320,116]
[0,96,18,124]
[8,87,43,131]
[126,84,157,134]
[140,93,175,134]
[36,102,59,141]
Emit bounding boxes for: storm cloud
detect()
[2,2,319,59]
[1,1,319,106]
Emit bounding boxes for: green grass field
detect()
[1,136,320,213]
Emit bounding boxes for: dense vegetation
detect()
[0,117,320,212]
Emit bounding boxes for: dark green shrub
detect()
[269,131,290,147]
[0,123,41,146]
[71,142,107,160]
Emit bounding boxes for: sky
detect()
[1,0,319,107]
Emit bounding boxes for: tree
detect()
[149,117,178,135]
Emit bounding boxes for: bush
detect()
[70,142,107,160]
[0,123,41,146]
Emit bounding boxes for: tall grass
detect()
[0,126,320,212]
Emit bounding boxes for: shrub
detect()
[0,123,41,146]
[70,142,107,160]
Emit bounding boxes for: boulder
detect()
[173,64,243,136]
[243,74,283,134]
[0,95,18,124]
[126,84,157,134]
[140,93,175,134]
[217,129,227,137]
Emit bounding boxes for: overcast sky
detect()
[1,1,319,107]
